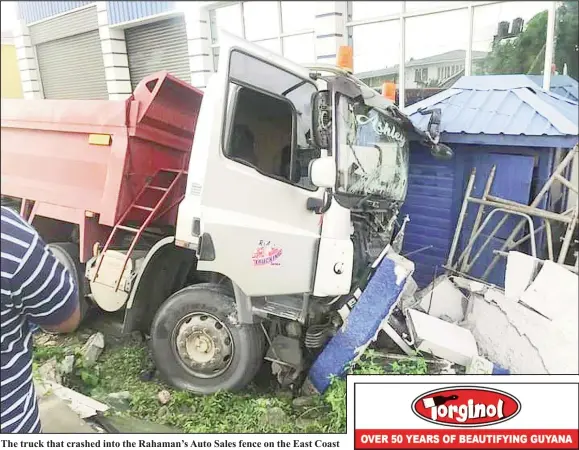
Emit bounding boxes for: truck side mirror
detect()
[309,157,336,189]
[312,91,332,150]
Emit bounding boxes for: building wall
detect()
[13,2,570,102]
[17,1,92,24]
[1,44,23,98]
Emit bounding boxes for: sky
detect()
[1,1,17,33]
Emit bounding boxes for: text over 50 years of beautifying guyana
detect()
[352,376,579,449]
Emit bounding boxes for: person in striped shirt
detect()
[1,206,80,433]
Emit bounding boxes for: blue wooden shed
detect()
[400,75,578,288]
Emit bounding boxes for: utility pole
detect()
[543,1,557,91]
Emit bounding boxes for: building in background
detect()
[1,30,23,98]
[8,1,577,105]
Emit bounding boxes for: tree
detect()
[482,2,578,80]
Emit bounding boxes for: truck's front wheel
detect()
[150,283,265,394]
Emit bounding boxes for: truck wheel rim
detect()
[172,312,234,379]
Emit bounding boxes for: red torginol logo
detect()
[411,386,521,428]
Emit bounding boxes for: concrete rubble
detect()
[384,150,579,374]
[82,332,105,367]
[392,252,578,374]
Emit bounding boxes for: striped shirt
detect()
[1,207,78,433]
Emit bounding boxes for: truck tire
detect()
[47,243,90,321]
[150,283,265,395]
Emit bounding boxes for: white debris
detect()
[60,355,75,375]
[34,379,108,419]
[416,276,466,323]
[463,290,578,374]
[405,309,479,366]
[519,261,578,327]
[505,251,539,301]
[38,358,62,384]
[82,332,105,367]
[466,355,495,374]
[450,276,487,294]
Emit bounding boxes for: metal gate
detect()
[125,16,190,89]
[30,6,108,100]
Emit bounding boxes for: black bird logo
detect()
[422,395,459,408]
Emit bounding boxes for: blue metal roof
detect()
[404,75,578,148]
[526,75,579,103]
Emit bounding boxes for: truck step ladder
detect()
[91,168,187,291]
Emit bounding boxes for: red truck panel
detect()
[1,72,203,262]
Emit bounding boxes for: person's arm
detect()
[10,224,80,333]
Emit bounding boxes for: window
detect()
[350,1,402,21]
[414,69,421,82]
[253,38,281,55]
[351,20,400,74]
[405,2,469,13]
[283,34,316,64]
[209,1,316,71]
[335,95,409,201]
[281,1,315,33]
[225,50,319,190]
[210,4,243,44]
[405,8,468,92]
[244,1,279,41]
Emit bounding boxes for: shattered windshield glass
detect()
[336,95,409,201]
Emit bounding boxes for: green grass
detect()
[33,335,428,433]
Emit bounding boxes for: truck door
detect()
[176,31,325,297]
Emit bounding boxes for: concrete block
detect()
[106,80,132,95]
[109,93,131,100]
[16,46,35,60]
[505,251,539,300]
[315,15,345,36]
[101,39,127,55]
[466,355,494,374]
[464,293,578,374]
[97,10,109,27]
[519,260,578,323]
[189,54,211,72]
[22,80,40,93]
[405,309,478,366]
[188,38,211,56]
[315,1,347,16]
[19,70,38,83]
[105,66,130,81]
[99,26,125,41]
[417,276,466,323]
[450,276,487,294]
[190,71,211,88]
[185,13,210,40]
[23,91,43,100]
[17,57,37,72]
[102,52,128,68]
[14,34,32,49]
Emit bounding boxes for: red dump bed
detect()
[1,72,203,261]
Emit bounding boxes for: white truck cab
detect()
[121,32,452,394]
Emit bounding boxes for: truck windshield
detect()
[336,95,409,202]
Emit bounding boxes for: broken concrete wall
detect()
[463,293,578,374]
